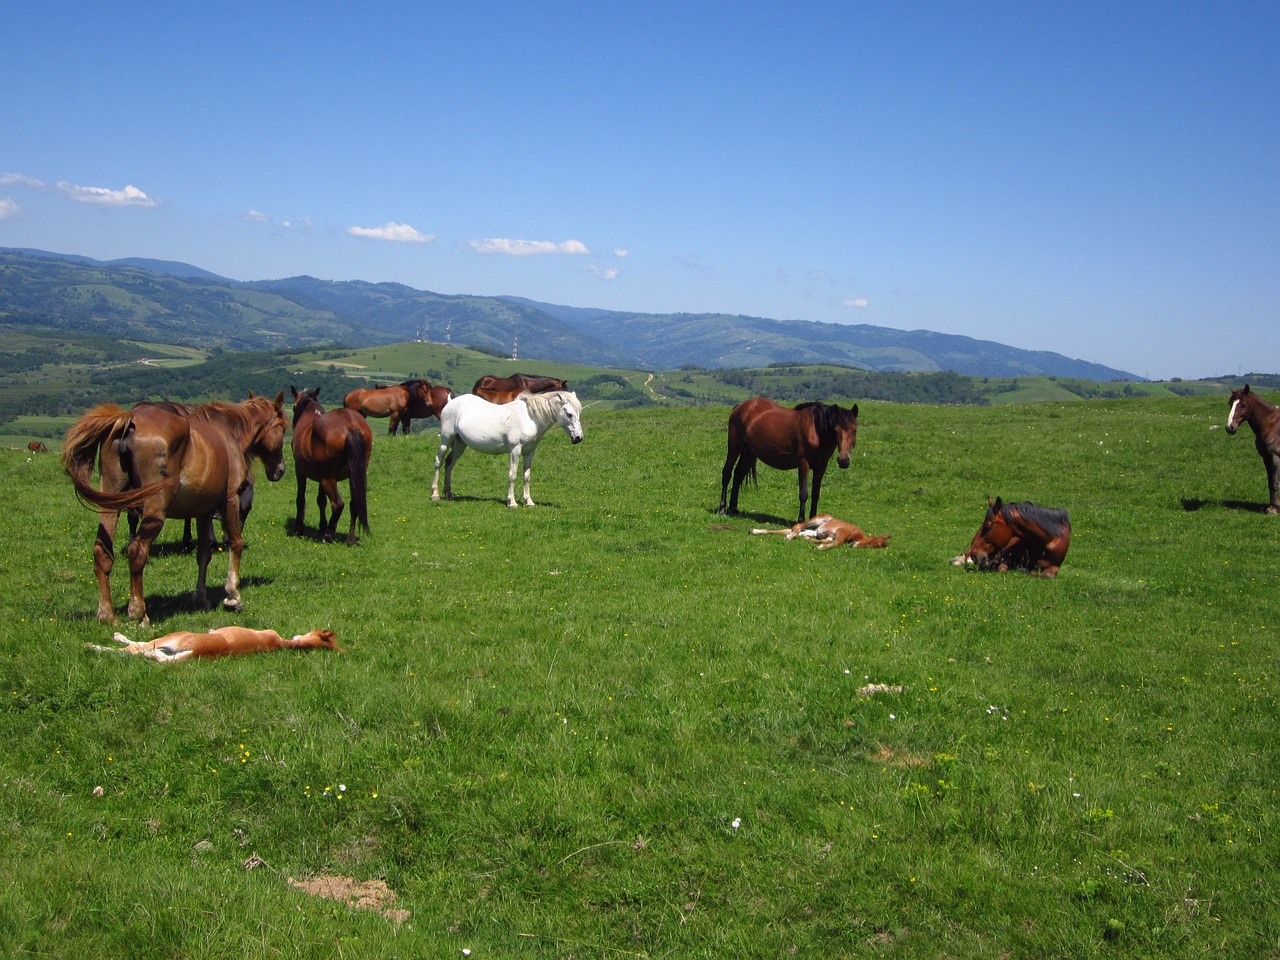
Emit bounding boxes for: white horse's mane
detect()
[517,390,580,423]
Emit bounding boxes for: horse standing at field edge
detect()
[718,396,860,524]
[344,379,452,435]
[472,373,569,405]
[1226,384,1280,514]
[291,386,373,544]
[952,497,1071,578]
[61,393,288,625]
[431,390,583,507]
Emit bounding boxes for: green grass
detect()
[2,395,1278,957]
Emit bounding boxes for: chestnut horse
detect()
[718,397,860,524]
[27,440,48,453]
[1226,384,1280,513]
[952,497,1071,577]
[343,379,446,435]
[472,373,569,405]
[291,386,373,544]
[88,625,342,661]
[62,393,288,625]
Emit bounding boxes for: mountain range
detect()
[0,247,1140,380]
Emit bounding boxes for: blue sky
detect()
[2,1,1276,380]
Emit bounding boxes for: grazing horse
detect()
[291,386,373,544]
[751,514,890,549]
[952,497,1071,578]
[28,440,48,453]
[431,390,583,507]
[344,379,446,435]
[1226,384,1280,514]
[472,373,569,405]
[62,393,288,625]
[718,397,860,524]
[88,626,342,661]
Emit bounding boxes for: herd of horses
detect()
[56,374,1280,626]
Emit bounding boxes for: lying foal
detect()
[88,626,341,662]
[752,514,890,550]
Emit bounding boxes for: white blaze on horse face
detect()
[1226,399,1241,433]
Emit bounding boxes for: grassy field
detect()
[2,393,1278,958]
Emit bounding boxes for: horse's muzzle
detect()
[571,436,583,445]
[267,463,286,482]
[1225,424,1238,435]
[837,456,850,469]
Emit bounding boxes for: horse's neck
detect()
[1246,395,1280,428]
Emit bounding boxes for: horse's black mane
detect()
[795,401,846,439]
[1002,501,1071,539]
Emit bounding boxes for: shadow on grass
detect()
[1181,497,1273,513]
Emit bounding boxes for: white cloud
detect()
[0,198,18,220]
[346,221,434,244]
[612,248,629,258]
[467,238,589,257]
[56,181,158,208]
[589,265,620,281]
[0,173,46,190]
[843,297,869,309]
[241,209,270,224]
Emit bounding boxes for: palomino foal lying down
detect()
[752,514,890,550]
[88,626,341,662]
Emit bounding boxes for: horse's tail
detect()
[62,404,180,510]
[346,429,372,534]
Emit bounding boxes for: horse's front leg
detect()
[807,462,829,520]
[293,473,308,536]
[506,444,523,507]
[217,504,247,612]
[1265,451,1280,514]
[521,448,536,507]
[389,412,401,436]
[796,462,812,524]
[194,514,215,612]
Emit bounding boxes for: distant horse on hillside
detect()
[718,397,860,524]
[62,393,288,624]
[291,386,373,544]
[1226,384,1280,513]
[27,440,48,453]
[472,373,569,405]
[344,379,445,435]
[431,390,583,507]
[951,497,1071,577]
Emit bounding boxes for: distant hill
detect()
[0,247,1141,379]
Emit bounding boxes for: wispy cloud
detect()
[0,173,46,190]
[0,198,18,220]
[467,238,589,257]
[843,297,869,309]
[56,181,158,208]
[346,221,434,244]
[241,209,270,224]
[612,248,629,258]
[588,265,620,281]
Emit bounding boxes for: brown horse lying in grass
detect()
[952,497,1071,577]
[87,626,342,661]
[752,514,890,549]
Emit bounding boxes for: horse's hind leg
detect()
[718,449,739,514]
[1265,451,1280,514]
[726,452,756,515]
[193,514,216,612]
[319,480,343,542]
[431,436,455,501]
[125,511,165,626]
[93,509,121,623]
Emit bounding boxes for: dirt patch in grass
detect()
[288,874,410,924]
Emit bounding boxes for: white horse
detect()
[431,390,583,507]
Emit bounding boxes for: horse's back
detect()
[442,393,526,451]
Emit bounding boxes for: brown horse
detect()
[291,386,373,544]
[718,397,860,524]
[952,497,1071,577]
[751,514,890,549]
[88,625,342,661]
[27,440,48,453]
[62,393,288,625]
[343,379,443,435]
[1226,384,1280,513]
[472,372,569,405]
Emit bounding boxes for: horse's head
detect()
[293,628,344,652]
[1226,385,1251,435]
[832,403,859,468]
[960,497,1016,568]
[290,385,324,428]
[253,391,289,482]
[559,391,584,444]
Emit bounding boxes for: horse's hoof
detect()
[430,494,441,503]
[1268,505,1279,515]
[222,598,244,612]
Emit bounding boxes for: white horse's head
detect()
[520,390,583,444]
[557,391,584,444]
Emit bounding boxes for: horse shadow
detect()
[711,507,794,527]
[1180,497,1271,514]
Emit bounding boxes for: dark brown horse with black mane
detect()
[292,386,373,544]
[952,497,1071,578]
[344,379,451,435]
[472,373,569,405]
[27,440,48,453]
[718,396,860,524]
[62,393,288,625]
[1226,384,1280,514]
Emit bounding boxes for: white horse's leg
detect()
[521,448,535,507]
[431,437,451,501]
[506,444,522,507]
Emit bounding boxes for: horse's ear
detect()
[247,389,256,399]
[290,385,299,399]
[276,390,287,409]
[1243,384,1251,394]
[993,496,1003,510]
[851,403,859,418]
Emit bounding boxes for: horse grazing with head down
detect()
[1226,384,1280,514]
[718,397,860,524]
[291,386,374,544]
[343,379,450,435]
[472,373,569,405]
[431,390,583,507]
[62,393,288,625]
[952,497,1071,578]
[28,440,48,453]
